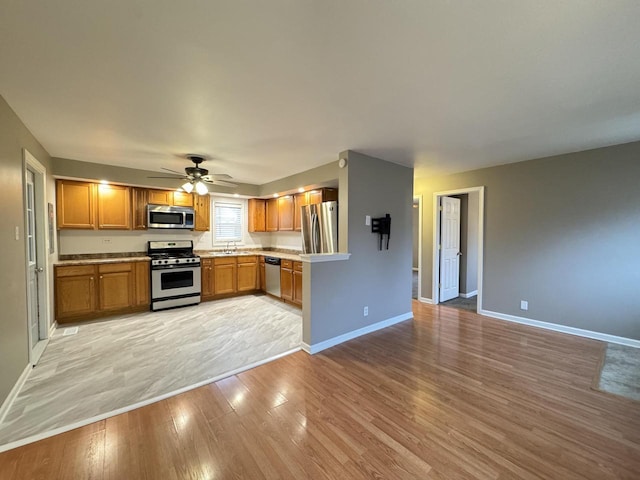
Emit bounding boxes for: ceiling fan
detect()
[148,154,237,194]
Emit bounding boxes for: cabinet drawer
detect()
[214,257,237,266]
[281,259,293,269]
[237,255,257,264]
[98,262,133,273]
[293,261,302,272]
[56,265,95,277]
[201,258,213,267]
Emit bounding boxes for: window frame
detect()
[212,200,244,244]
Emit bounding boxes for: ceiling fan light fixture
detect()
[182,182,194,193]
[195,181,208,195]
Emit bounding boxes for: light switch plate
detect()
[520,300,528,311]
[15,226,19,240]
[365,215,371,226]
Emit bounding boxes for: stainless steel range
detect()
[148,240,201,311]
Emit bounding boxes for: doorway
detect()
[412,195,422,300]
[23,149,51,365]
[432,187,484,312]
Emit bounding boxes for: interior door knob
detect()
[457,252,463,256]
[36,267,44,273]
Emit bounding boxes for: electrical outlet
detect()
[363,306,369,316]
[520,300,528,311]
[102,238,112,244]
[15,226,19,241]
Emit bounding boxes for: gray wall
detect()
[0,95,52,406]
[305,151,413,345]
[415,141,640,340]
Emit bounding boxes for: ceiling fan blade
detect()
[161,167,186,175]
[203,179,238,187]
[201,174,232,181]
[147,175,186,179]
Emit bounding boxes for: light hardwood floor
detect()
[1,301,639,479]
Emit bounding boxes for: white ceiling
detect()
[2,1,640,185]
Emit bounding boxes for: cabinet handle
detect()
[100,275,103,279]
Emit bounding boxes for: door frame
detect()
[432,186,485,310]
[413,195,423,301]
[23,149,52,365]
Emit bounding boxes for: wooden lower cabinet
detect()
[237,256,258,292]
[259,257,266,291]
[293,261,303,306]
[280,260,293,301]
[213,258,237,295]
[55,261,149,323]
[55,265,97,320]
[201,259,214,298]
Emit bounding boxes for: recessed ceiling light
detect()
[298,187,305,193]
[273,193,278,198]
[100,180,109,185]
[234,194,240,197]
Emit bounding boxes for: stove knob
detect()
[163,260,168,264]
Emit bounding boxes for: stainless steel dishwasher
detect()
[264,256,281,297]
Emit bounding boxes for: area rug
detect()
[594,343,640,401]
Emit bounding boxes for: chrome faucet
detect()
[233,240,238,252]
[225,241,231,253]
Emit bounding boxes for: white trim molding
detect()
[0,364,31,424]
[460,291,478,299]
[299,253,351,263]
[479,309,640,349]
[418,297,434,304]
[0,347,300,453]
[302,312,413,354]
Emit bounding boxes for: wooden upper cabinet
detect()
[266,198,279,232]
[194,194,210,231]
[97,184,131,230]
[148,189,173,206]
[277,196,294,231]
[56,180,96,229]
[173,191,193,207]
[248,199,266,232]
[308,188,338,205]
[294,193,307,232]
[131,188,148,230]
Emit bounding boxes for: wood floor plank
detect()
[1,300,639,479]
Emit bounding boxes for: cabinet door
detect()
[134,262,150,306]
[266,198,279,232]
[214,261,237,295]
[237,262,258,291]
[148,190,173,205]
[292,261,303,306]
[173,191,193,207]
[194,194,210,232]
[248,199,266,232]
[307,190,323,205]
[131,188,148,230]
[201,259,214,297]
[56,180,96,229]
[280,267,293,301]
[277,195,294,231]
[98,263,134,311]
[97,184,131,229]
[55,267,97,320]
[259,257,266,291]
[294,193,307,232]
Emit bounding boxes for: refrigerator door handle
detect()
[312,213,320,253]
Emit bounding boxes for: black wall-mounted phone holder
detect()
[371,214,391,250]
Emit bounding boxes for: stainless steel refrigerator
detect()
[301,201,338,253]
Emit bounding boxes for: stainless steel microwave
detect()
[147,205,195,229]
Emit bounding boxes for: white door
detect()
[25,167,47,364]
[439,196,461,302]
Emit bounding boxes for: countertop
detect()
[55,250,302,266]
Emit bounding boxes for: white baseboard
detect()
[0,347,300,453]
[0,364,32,425]
[302,312,413,354]
[418,297,433,304]
[460,291,478,299]
[49,321,57,338]
[479,309,640,349]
